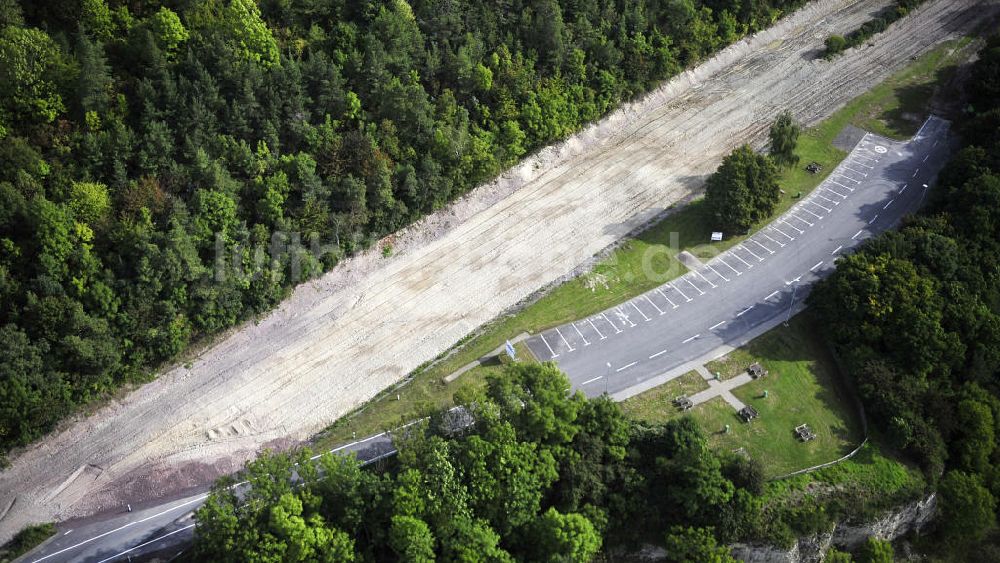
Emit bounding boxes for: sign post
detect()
[505,340,516,361]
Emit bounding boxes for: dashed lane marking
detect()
[852,229,864,240]
[649,349,668,359]
[582,375,603,385]
[923,154,929,162]
[832,245,843,255]
[810,261,823,272]
[682,334,700,344]
[912,168,919,178]
[785,275,802,285]
[883,199,893,210]
[737,305,754,317]
[709,320,726,330]
[616,361,637,372]
[765,290,781,300]
[868,214,878,224]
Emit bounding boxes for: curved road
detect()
[526,117,952,396]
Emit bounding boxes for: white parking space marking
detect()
[657,287,679,308]
[632,301,651,321]
[772,224,798,238]
[788,214,813,227]
[883,199,894,210]
[739,244,764,261]
[749,239,775,254]
[810,261,823,272]
[718,257,742,275]
[645,295,666,315]
[765,290,781,300]
[649,349,668,359]
[693,272,716,289]
[616,361,637,372]
[729,252,753,269]
[737,305,754,317]
[706,265,730,282]
[761,233,785,248]
[540,333,557,358]
[587,318,606,340]
[685,278,706,295]
[852,229,864,240]
[615,306,637,327]
[830,178,856,190]
[572,323,590,346]
[815,193,841,205]
[555,327,575,352]
[835,173,862,184]
[832,245,843,255]
[669,283,692,302]
[582,375,603,385]
[849,158,874,168]
[823,186,849,198]
[843,164,868,176]
[806,200,832,213]
[601,313,622,334]
[682,334,700,344]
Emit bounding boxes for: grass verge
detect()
[0,523,55,563]
[625,315,863,478]
[313,38,971,453]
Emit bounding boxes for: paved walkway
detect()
[690,365,751,410]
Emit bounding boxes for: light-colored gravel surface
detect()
[0,0,991,541]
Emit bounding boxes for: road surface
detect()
[526,117,953,396]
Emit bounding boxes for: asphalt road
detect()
[22,433,397,563]
[526,117,953,396]
[22,117,951,563]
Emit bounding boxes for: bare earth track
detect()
[0,0,993,541]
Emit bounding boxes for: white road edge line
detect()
[95,524,197,563]
[29,496,209,562]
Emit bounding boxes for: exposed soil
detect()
[0,0,992,542]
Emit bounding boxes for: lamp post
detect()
[605,362,611,396]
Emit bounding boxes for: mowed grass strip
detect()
[619,371,710,423]
[312,39,966,453]
[625,316,863,478]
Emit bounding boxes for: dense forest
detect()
[0,0,812,457]
[809,34,1000,554]
[193,363,762,561]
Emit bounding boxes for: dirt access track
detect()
[0,0,992,541]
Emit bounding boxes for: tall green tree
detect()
[768,110,800,168]
[704,144,780,233]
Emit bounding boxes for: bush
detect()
[0,523,56,561]
[824,35,847,58]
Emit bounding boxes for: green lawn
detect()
[619,371,710,423]
[625,316,864,478]
[312,39,970,454]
